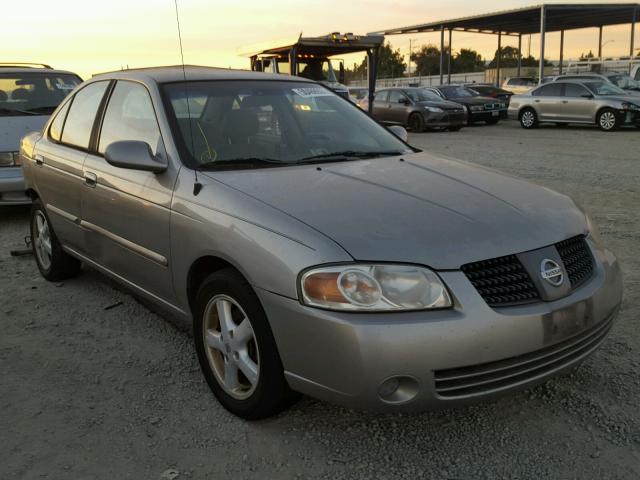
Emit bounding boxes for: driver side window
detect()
[388,90,406,103]
[98,81,164,157]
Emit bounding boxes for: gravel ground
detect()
[2,120,639,479]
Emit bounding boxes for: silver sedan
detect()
[21,67,623,419]
[508,80,640,131]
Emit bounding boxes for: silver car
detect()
[509,80,640,131]
[21,67,622,419]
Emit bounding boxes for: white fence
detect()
[349,71,486,88]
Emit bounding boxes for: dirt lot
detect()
[2,121,639,479]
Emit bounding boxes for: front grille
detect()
[434,313,614,398]
[556,235,594,290]
[461,255,540,307]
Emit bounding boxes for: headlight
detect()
[300,264,452,311]
[470,105,484,112]
[424,106,443,113]
[621,102,640,111]
[0,151,20,167]
[585,213,602,245]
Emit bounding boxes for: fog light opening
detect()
[377,376,419,404]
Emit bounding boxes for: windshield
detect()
[585,81,627,96]
[405,89,442,102]
[0,72,81,116]
[163,80,411,168]
[606,74,640,90]
[297,59,339,83]
[438,86,475,98]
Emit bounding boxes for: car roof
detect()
[0,66,79,76]
[91,65,313,85]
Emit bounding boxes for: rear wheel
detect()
[193,269,298,419]
[597,108,619,131]
[30,199,81,281]
[519,108,538,129]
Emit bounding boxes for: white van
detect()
[0,64,81,205]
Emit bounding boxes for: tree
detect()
[452,48,485,73]
[346,42,406,81]
[488,46,551,67]
[579,50,595,61]
[410,44,441,76]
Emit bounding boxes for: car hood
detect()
[447,96,496,106]
[203,152,587,269]
[416,100,463,109]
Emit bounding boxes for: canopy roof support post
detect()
[517,34,522,77]
[447,29,452,84]
[439,25,445,84]
[539,5,546,85]
[559,30,565,75]
[631,7,637,73]
[289,46,297,76]
[496,31,502,87]
[366,47,380,115]
[598,25,603,58]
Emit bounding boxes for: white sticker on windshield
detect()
[56,83,76,90]
[292,87,333,98]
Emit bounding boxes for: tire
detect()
[597,108,619,131]
[485,117,500,125]
[408,113,425,132]
[193,268,298,419]
[30,199,81,281]
[519,108,538,129]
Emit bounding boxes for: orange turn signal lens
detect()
[303,272,346,304]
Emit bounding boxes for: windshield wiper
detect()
[196,157,288,170]
[298,150,404,164]
[0,107,40,116]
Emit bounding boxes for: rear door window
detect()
[532,83,563,96]
[375,90,389,102]
[49,100,71,142]
[98,81,164,156]
[61,81,109,149]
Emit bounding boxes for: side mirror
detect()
[581,93,594,99]
[104,140,167,173]
[388,125,408,142]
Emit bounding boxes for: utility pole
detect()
[408,38,418,78]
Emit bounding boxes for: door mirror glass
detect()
[388,125,408,142]
[104,140,167,173]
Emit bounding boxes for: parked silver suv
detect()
[21,67,622,419]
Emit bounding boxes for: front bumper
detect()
[0,167,30,205]
[469,109,507,121]
[258,242,622,411]
[423,111,467,127]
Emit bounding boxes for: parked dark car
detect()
[424,85,506,124]
[465,83,514,106]
[361,87,466,132]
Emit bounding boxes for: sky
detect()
[5,0,638,79]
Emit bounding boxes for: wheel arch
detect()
[25,188,39,200]
[186,255,248,314]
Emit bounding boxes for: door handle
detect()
[34,155,44,166]
[534,100,540,103]
[84,171,97,187]
[562,100,569,104]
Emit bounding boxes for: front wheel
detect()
[30,199,81,281]
[193,269,297,419]
[519,108,538,129]
[597,108,619,131]
[408,113,425,132]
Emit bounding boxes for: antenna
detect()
[173,0,202,196]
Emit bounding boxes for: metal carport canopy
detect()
[370,3,639,84]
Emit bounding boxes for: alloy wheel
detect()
[599,111,616,130]
[202,294,260,400]
[521,110,535,128]
[33,210,52,270]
